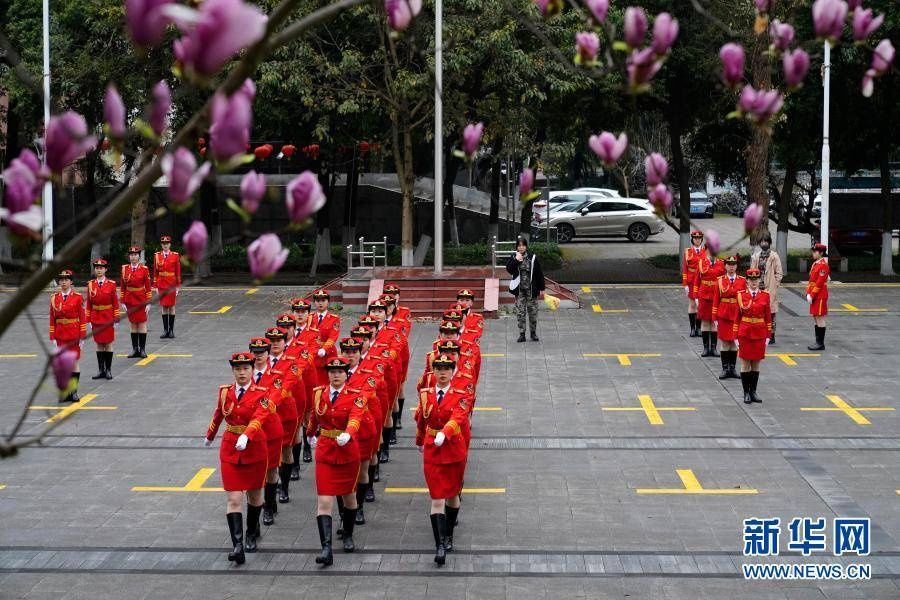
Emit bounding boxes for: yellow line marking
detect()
[591,304,629,314]
[636,469,758,495]
[245,288,259,295]
[602,394,695,425]
[189,305,232,315]
[481,353,506,357]
[583,353,661,366]
[831,303,887,313]
[27,394,115,424]
[0,354,37,358]
[0,485,5,490]
[581,286,592,293]
[134,353,193,366]
[770,353,820,366]
[386,487,506,494]
[132,468,223,492]
[800,395,895,426]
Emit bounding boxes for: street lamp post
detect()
[820,41,831,251]
[433,0,443,274]
[42,0,53,264]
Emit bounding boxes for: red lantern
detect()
[358,141,370,156]
[303,144,320,160]
[281,144,296,158]
[254,144,273,161]
[197,137,206,148]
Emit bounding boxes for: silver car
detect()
[533,198,666,243]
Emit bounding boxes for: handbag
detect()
[508,276,520,295]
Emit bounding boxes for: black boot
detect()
[688,313,697,336]
[372,462,380,483]
[740,372,752,404]
[291,444,302,480]
[168,315,176,338]
[315,515,333,566]
[138,333,147,358]
[709,332,719,357]
[700,332,712,357]
[92,351,106,379]
[263,483,276,525]
[769,313,776,345]
[245,504,261,553]
[336,496,344,537]
[355,485,367,525]
[366,467,376,502]
[531,329,539,342]
[750,371,762,403]
[342,507,357,552]
[128,333,140,358]
[517,332,526,343]
[691,315,701,337]
[378,429,391,463]
[718,352,730,379]
[104,351,113,379]
[278,464,291,502]
[444,506,459,553]
[728,351,741,379]
[396,397,405,429]
[226,512,245,565]
[808,326,825,351]
[302,430,313,462]
[160,315,169,339]
[430,513,447,566]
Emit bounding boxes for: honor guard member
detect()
[121,246,152,358]
[350,324,389,502]
[263,327,301,503]
[712,256,745,380]
[306,357,367,565]
[696,248,725,357]
[435,317,481,385]
[86,258,120,380]
[49,270,86,403]
[735,269,772,404]
[380,294,411,437]
[415,355,472,565]
[204,352,271,564]
[285,304,320,469]
[456,289,484,340]
[383,283,410,319]
[682,230,705,337]
[310,289,340,384]
[806,243,830,351]
[248,337,284,527]
[153,235,181,338]
[367,299,402,456]
[340,337,379,526]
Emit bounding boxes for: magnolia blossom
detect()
[125,0,174,47]
[148,80,171,137]
[247,233,288,280]
[461,122,484,156]
[584,0,608,23]
[846,0,862,8]
[285,171,327,223]
[738,85,784,123]
[644,153,668,186]
[51,349,79,391]
[240,170,266,214]
[651,13,678,55]
[575,32,600,64]
[719,43,745,88]
[743,203,765,232]
[624,7,648,48]
[385,0,412,31]
[852,9,884,42]
[754,0,771,12]
[168,0,268,78]
[768,20,795,52]
[534,0,564,17]
[627,47,662,89]
[519,169,535,198]
[871,39,895,74]
[104,85,126,140]
[45,112,97,174]
[160,147,211,206]
[1,204,44,236]
[648,183,673,213]
[782,49,810,88]
[2,149,45,214]
[182,220,209,264]
[812,0,848,40]
[209,90,252,161]
[589,131,628,166]
[705,229,721,254]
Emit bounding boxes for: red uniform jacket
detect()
[463,312,484,340]
[260,357,300,422]
[206,383,271,465]
[288,326,321,393]
[414,387,471,464]
[49,291,86,343]
[806,258,830,303]
[360,350,397,410]
[713,275,747,322]
[681,245,705,296]
[252,365,284,447]
[309,312,340,366]
[308,385,366,465]
[353,364,389,427]
[86,279,120,325]
[735,290,773,340]
[152,251,181,291]
[395,305,411,320]
[695,256,725,301]
[120,264,152,308]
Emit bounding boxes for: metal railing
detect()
[346,236,388,271]
[490,236,518,270]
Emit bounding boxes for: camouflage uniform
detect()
[516,253,538,335]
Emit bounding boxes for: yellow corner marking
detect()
[770,353,820,366]
[800,394,895,426]
[592,304,629,314]
[28,394,115,424]
[636,469,757,495]
[135,353,193,366]
[602,394,695,425]
[581,286,592,293]
[132,468,222,492]
[481,353,506,357]
[584,353,661,366]
[188,305,232,315]
[245,288,259,295]
[831,303,887,313]
[0,354,37,358]
[386,487,506,494]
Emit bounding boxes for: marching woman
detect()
[306,357,367,566]
[696,247,725,357]
[120,246,152,358]
[49,269,86,403]
[152,235,181,339]
[806,242,830,351]
[712,256,745,380]
[86,258,119,380]
[204,352,271,564]
[262,327,302,504]
[340,337,378,527]
[414,355,472,566]
[310,289,341,385]
[734,269,772,405]
[682,230,705,337]
[247,337,284,527]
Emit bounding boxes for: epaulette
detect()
[252,385,269,392]
[219,384,230,390]
[313,385,326,392]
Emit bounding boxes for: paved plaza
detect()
[1,281,900,599]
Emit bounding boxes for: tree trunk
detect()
[777,164,796,274]
[878,75,895,276]
[444,138,461,246]
[667,104,691,263]
[746,33,772,246]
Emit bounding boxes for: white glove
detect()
[317,348,326,358]
[434,432,446,447]
[684,286,689,296]
[120,303,128,313]
[175,288,180,296]
[765,338,770,346]
[417,444,424,454]
[235,434,249,451]
[336,432,351,446]
[145,304,151,313]
[806,294,812,304]
[735,339,740,348]
[307,435,317,448]
[204,438,213,447]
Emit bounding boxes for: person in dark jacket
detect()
[506,236,545,342]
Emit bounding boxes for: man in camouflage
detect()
[506,236,545,343]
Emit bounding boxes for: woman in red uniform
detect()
[735,269,771,405]
[806,242,830,351]
[682,230,705,337]
[712,255,745,380]
[86,258,119,380]
[262,327,301,504]
[152,235,181,338]
[49,269,86,403]
[415,355,472,565]
[310,289,340,384]
[306,357,367,565]
[696,248,725,357]
[120,246,152,359]
[204,352,271,564]
[248,337,284,527]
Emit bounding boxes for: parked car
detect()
[533,191,605,215]
[532,198,666,243]
[573,187,621,197]
[533,199,592,223]
[689,190,714,218]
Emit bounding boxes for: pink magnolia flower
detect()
[644,153,668,186]
[168,0,268,78]
[519,169,535,197]
[719,43,745,88]
[247,233,288,280]
[1,204,44,236]
[852,9,884,42]
[385,0,412,31]
[240,170,266,214]
[782,48,810,88]
[104,85,126,140]
[847,0,861,8]
[160,147,211,206]
[148,80,171,137]
[575,32,600,64]
[648,183,673,212]
[754,0,772,13]
[861,69,876,97]
[584,0,608,23]
[743,202,765,232]
[209,90,252,161]
[51,349,78,391]
[44,112,97,174]
[651,12,678,55]
[2,149,45,214]
[624,7,648,48]
[812,0,848,41]
[461,122,484,157]
[627,47,662,89]
[768,20,795,51]
[285,171,327,223]
[534,0,564,17]
[738,85,784,123]
[871,39,895,74]
[705,229,721,254]
[125,0,174,47]
[589,131,628,167]
[182,220,209,263]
